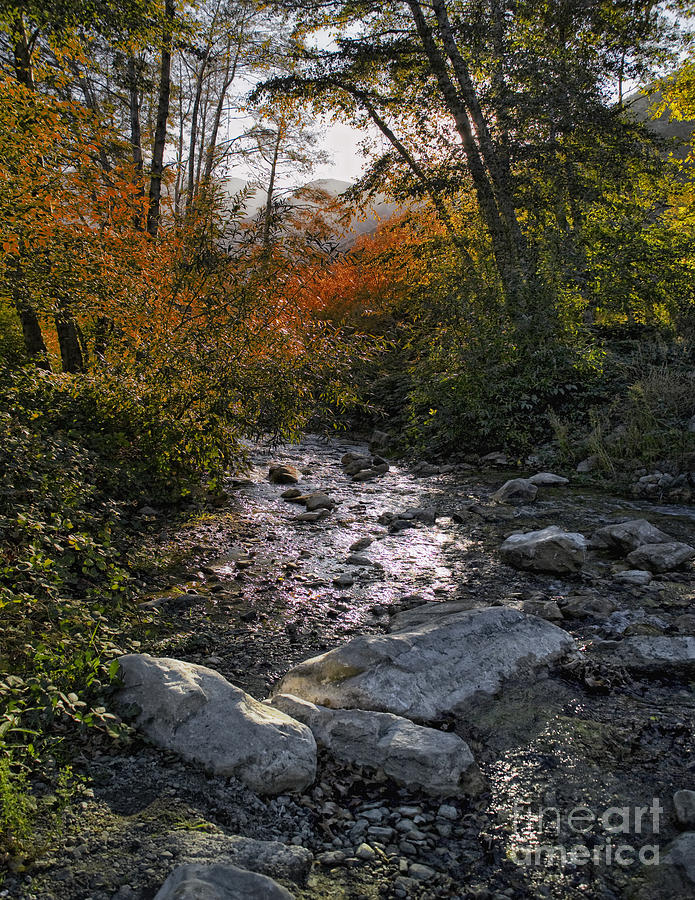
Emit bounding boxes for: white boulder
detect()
[116,655,316,794]
[274,607,574,721]
[268,694,480,796]
[500,526,587,574]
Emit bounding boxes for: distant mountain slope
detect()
[626,89,695,157]
[220,175,403,245]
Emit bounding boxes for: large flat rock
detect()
[158,833,312,884]
[274,607,575,721]
[268,694,480,796]
[154,864,294,899]
[116,655,316,794]
[388,599,477,633]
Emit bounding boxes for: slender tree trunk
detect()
[93,316,112,364]
[11,15,51,365]
[11,13,35,89]
[128,56,144,177]
[262,128,283,247]
[174,56,185,216]
[195,85,209,191]
[429,0,529,265]
[186,52,208,205]
[405,0,524,315]
[338,82,480,280]
[147,0,175,237]
[203,41,240,184]
[127,56,145,227]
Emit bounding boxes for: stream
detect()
[20,435,695,900]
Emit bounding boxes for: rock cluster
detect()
[341,451,390,482]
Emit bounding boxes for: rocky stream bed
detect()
[9,436,695,900]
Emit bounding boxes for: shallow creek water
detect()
[144,435,695,897]
[23,435,695,900]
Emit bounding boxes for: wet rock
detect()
[268,694,480,797]
[662,832,695,887]
[596,636,695,674]
[411,462,441,477]
[438,804,458,821]
[576,455,599,473]
[674,791,695,829]
[115,655,316,794]
[591,519,672,553]
[230,477,254,488]
[295,510,330,523]
[491,478,538,503]
[353,467,386,482]
[154,864,294,899]
[561,595,617,619]
[389,518,418,533]
[317,851,346,866]
[675,614,695,634]
[409,863,436,881]
[356,843,376,861]
[614,569,653,586]
[341,450,366,464]
[521,599,564,621]
[500,526,587,574]
[269,465,300,485]
[528,472,569,487]
[343,455,373,476]
[350,537,373,552]
[304,492,336,512]
[388,599,477,632]
[332,574,354,588]
[626,541,695,573]
[274,607,574,721]
[346,554,376,567]
[389,507,438,525]
[281,488,304,501]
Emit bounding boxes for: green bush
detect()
[0,366,142,803]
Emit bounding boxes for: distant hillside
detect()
[219,176,402,245]
[626,88,695,157]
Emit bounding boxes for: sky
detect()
[311,119,370,183]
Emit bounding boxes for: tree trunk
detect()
[203,40,241,184]
[128,56,144,175]
[127,56,145,227]
[405,0,524,315]
[339,82,480,279]
[429,0,529,265]
[186,51,209,205]
[262,128,283,248]
[147,0,175,237]
[9,21,51,366]
[12,269,50,369]
[11,13,35,89]
[54,303,85,373]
